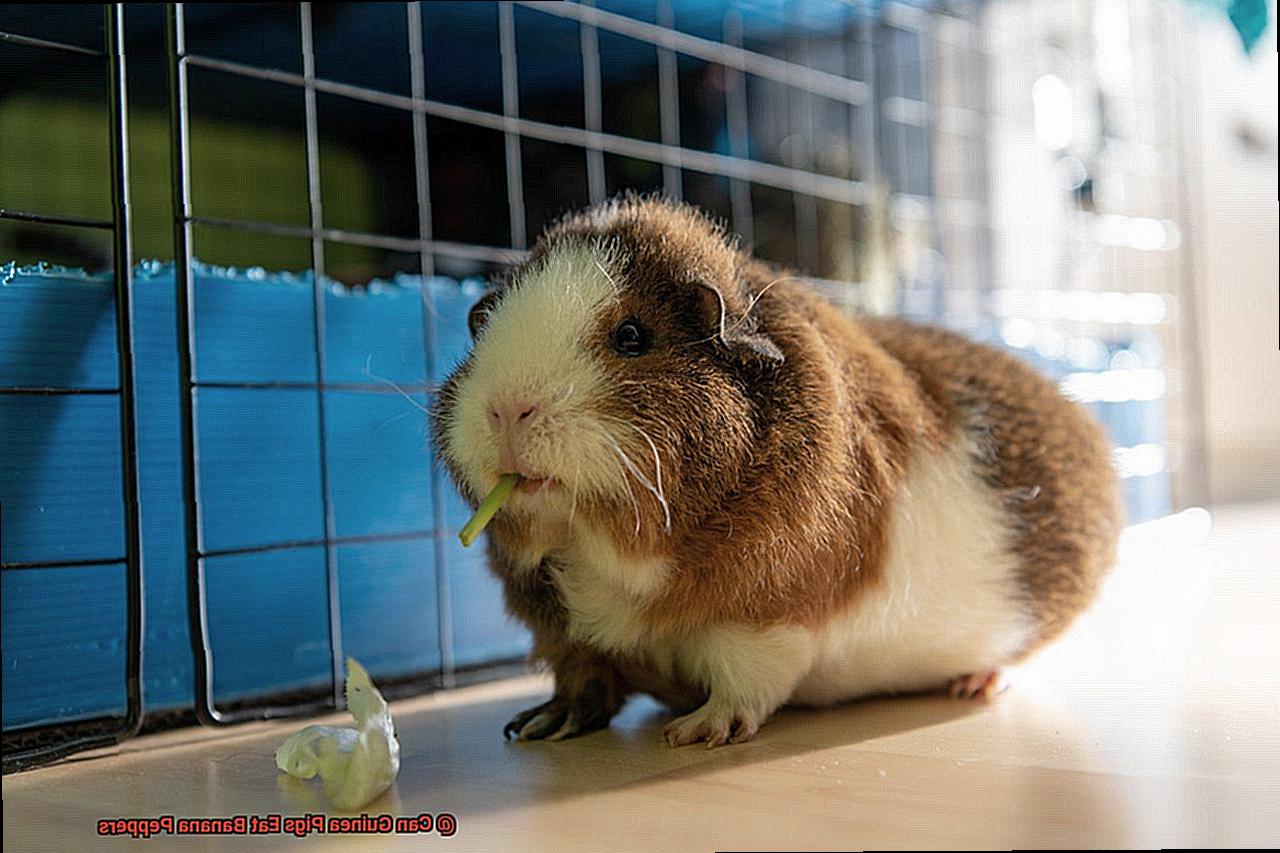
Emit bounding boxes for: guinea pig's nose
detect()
[487,398,539,432]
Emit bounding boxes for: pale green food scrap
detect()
[275,657,400,810]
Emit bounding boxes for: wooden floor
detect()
[5,502,1279,851]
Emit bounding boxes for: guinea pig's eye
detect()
[611,318,651,357]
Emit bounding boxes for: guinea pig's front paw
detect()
[663,699,762,748]
[503,695,610,742]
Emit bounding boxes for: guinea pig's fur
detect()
[434,196,1122,747]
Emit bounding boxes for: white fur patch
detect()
[674,623,815,721]
[551,526,814,721]
[551,525,672,652]
[443,243,626,502]
[791,434,1031,704]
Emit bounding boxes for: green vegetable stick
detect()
[459,474,521,547]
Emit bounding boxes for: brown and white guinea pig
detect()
[434,196,1122,748]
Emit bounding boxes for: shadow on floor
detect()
[331,685,988,818]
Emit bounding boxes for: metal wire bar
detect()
[190,214,523,265]
[790,0,820,274]
[200,528,437,562]
[0,29,102,57]
[0,209,115,230]
[167,1,213,728]
[406,1,436,285]
[858,8,881,206]
[580,0,606,203]
[2,3,145,774]
[1,557,126,572]
[299,1,347,713]
[193,380,438,393]
[916,9,944,321]
[882,0,930,31]
[498,1,527,249]
[407,0,457,688]
[655,0,682,198]
[0,386,120,395]
[723,7,754,245]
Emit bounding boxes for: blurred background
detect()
[2,1,1276,760]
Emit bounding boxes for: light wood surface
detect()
[5,502,1278,851]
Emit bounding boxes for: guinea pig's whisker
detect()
[625,423,671,534]
[593,258,621,294]
[614,454,642,537]
[720,275,798,338]
[371,408,417,433]
[610,441,657,498]
[553,383,576,406]
[608,437,670,537]
[362,356,430,416]
[675,275,801,351]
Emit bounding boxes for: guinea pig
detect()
[434,195,1121,748]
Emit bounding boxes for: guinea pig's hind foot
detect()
[503,695,612,742]
[947,669,1005,701]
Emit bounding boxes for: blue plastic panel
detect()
[196,386,324,553]
[193,267,317,384]
[337,539,441,680]
[203,546,332,703]
[0,564,126,729]
[0,393,124,565]
[325,390,433,539]
[443,534,531,668]
[325,277,426,386]
[130,265,194,708]
[0,266,117,389]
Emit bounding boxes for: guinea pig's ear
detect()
[692,280,784,366]
[467,288,502,340]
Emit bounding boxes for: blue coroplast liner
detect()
[0,261,528,730]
